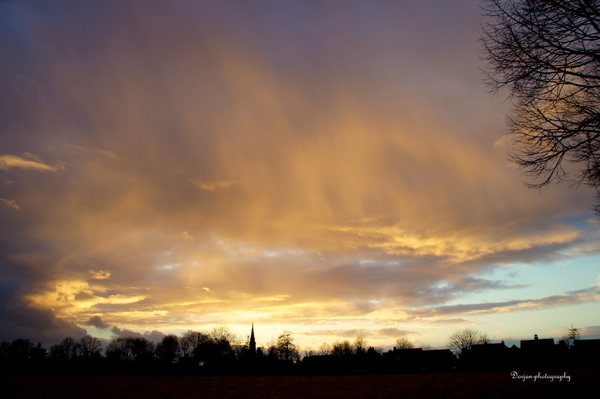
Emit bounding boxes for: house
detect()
[520,334,555,352]
[461,341,512,370]
[571,339,600,368]
[519,334,558,368]
[421,349,456,371]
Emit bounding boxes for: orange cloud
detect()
[1,0,599,347]
[0,154,55,172]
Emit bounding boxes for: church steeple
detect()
[249,322,256,355]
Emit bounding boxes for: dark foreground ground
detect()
[1,370,597,399]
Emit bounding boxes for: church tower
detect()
[249,322,256,356]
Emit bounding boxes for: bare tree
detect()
[318,342,332,355]
[269,331,299,361]
[105,337,132,361]
[49,337,79,362]
[129,337,155,362]
[447,328,488,356]
[302,346,315,359]
[478,332,490,344]
[419,342,432,351]
[79,335,102,360]
[179,332,195,357]
[209,324,237,344]
[395,337,414,350]
[481,0,600,211]
[331,340,353,357]
[156,334,180,362]
[563,325,581,348]
[353,336,368,355]
[182,331,212,359]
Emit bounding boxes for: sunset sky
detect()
[1,0,599,351]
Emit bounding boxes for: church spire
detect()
[249,322,256,355]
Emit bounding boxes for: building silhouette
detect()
[249,323,256,356]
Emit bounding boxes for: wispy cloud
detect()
[299,328,415,339]
[90,270,110,280]
[191,180,241,191]
[412,286,600,318]
[0,198,19,210]
[58,143,118,159]
[0,154,55,172]
[181,232,194,242]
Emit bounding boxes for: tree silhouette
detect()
[318,342,332,355]
[564,325,581,348]
[31,343,47,361]
[180,331,213,359]
[481,0,600,211]
[79,335,102,360]
[7,338,34,360]
[395,337,414,349]
[209,324,237,344]
[269,331,299,361]
[0,341,8,359]
[447,328,488,356]
[156,334,179,362]
[129,337,155,362]
[105,337,133,361]
[302,346,315,358]
[331,340,354,358]
[49,337,79,362]
[179,331,196,357]
[353,336,368,355]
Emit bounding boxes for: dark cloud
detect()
[0,299,88,345]
[0,276,89,344]
[143,330,167,342]
[109,326,165,342]
[85,316,109,330]
[84,316,165,342]
[579,325,600,339]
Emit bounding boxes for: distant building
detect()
[571,339,600,368]
[381,347,456,372]
[421,349,456,371]
[520,334,558,368]
[461,341,512,370]
[572,338,600,352]
[520,334,555,352]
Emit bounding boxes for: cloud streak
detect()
[0,155,55,172]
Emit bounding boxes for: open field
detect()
[0,370,596,399]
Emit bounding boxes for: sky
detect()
[1,0,599,351]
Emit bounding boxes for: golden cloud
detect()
[25,280,149,316]
[0,154,55,172]
[89,270,111,280]
[2,0,598,345]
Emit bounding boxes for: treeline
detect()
[2,327,597,375]
[0,327,247,374]
[0,327,304,375]
[0,329,388,375]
